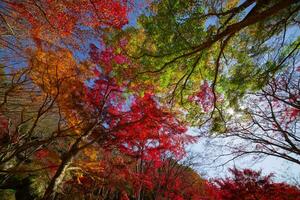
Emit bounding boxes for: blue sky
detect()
[188,128,300,182]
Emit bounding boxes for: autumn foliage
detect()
[214,168,300,200]
[0,0,299,200]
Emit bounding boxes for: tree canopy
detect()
[0,0,299,199]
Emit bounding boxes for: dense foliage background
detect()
[0,0,299,199]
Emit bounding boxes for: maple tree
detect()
[214,168,300,200]
[211,63,300,166]
[2,0,130,38]
[142,157,216,200]
[63,69,195,199]
[115,0,300,126]
[0,0,137,199]
[0,0,300,199]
